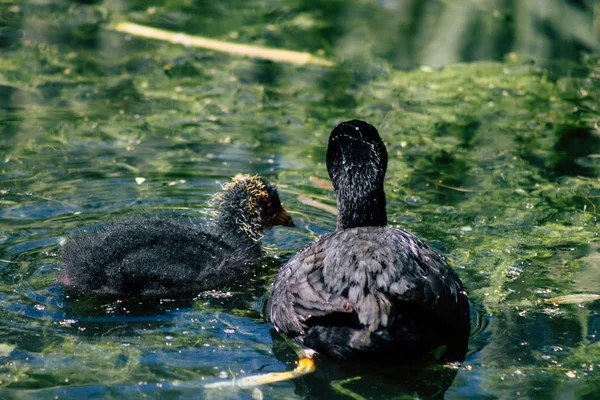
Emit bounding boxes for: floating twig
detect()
[298,195,337,215]
[204,357,315,389]
[546,294,600,305]
[309,176,334,190]
[421,176,477,193]
[582,196,597,214]
[109,22,334,67]
[330,376,366,400]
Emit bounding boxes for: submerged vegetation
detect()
[0,0,599,398]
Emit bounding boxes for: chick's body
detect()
[59,175,293,297]
[59,216,260,296]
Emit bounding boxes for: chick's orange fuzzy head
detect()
[217,174,293,239]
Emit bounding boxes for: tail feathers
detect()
[304,325,411,359]
[303,323,465,361]
[304,326,364,358]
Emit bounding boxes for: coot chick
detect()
[59,174,294,296]
[265,120,470,361]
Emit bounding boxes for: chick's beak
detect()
[273,207,295,227]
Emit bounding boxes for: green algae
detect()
[1,0,600,398]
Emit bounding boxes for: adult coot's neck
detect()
[327,120,388,230]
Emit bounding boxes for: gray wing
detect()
[265,227,468,342]
[265,235,353,337]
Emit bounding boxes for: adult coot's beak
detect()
[273,207,295,227]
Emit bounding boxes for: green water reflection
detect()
[1,0,600,398]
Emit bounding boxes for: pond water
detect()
[1,0,600,399]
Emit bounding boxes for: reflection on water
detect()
[1,0,600,399]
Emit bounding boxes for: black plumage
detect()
[265,120,470,360]
[59,174,294,296]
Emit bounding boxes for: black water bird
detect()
[265,120,470,360]
[59,174,294,296]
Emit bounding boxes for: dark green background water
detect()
[1,0,600,398]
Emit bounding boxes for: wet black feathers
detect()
[59,176,287,296]
[60,216,260,296]
[327,120,388,229]
[265,120,470,360]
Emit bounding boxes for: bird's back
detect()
[265,226,469,359]
[60,216,261,296]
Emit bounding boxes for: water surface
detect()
[1,1,600,399]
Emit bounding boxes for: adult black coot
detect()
[265,120,470,361]
[59,174,294,296]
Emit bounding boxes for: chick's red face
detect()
[260,194,294,229]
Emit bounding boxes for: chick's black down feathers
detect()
[60,216,260,296]
[59,175,293,296]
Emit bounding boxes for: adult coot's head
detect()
[326,120,388,229]
[216,174,294,240]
